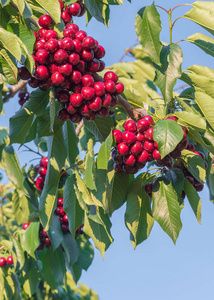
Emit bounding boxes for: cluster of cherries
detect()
[18,91,30,106]
[60,0,86,22]
[22,222,51,250]
[54,197,69,233]
[18,0,124,123]
[0,256,13,268]
[35,157,48,191]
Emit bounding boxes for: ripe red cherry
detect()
[79,103,91,116]
[82,75,94,87]
[36,49,49,64]
[137,119,150,133]
[117,142,129,156]
[104,71,118,83]
[62,214,68,223]
[143,115,154,126]
[115,82,124,94]
[67,104,77,114]
[22,223,30,230]
[35,66,49,80]
[69,112,82,123]
[130,141,143,156]
[79,3,86,17]
[58,63,73,76]
[58,108,70,121]
[82,49,94,61]
[39,28,47,38]
[67,2,81,16]
[194,151,205,160]
[113,163,123,173]
[70,83,82,94]
[28,77,39,88]
[153,149,161,160]
[104,80,116,93]
[145,182,153,194]
[136,132,145,142]
[57,90,70,104]
[186,176,195,185]
[194,183,204,192]
[54,49,68,64]
[18,67,31,80]
[6,256,13,266]
[38,166,47,177]
[45,238,51,249]
[98,60,105,72]
[55,207,65,217]
[61,223,69,232]
[73,39,82,53]
[59,0,64,11]
[165,116,178,122]
[0,257,6,268]
[124,120,137,133]
[34,40,45,51]
[124,154,136,166]
[45,39,59,53]
[61,38,74,51]
[102,94,112,107]
[38,15,52,28]
[61,11,72,24]
[44,30,58,41]
[36,175,45,185]
[36,179,44,191]
[82,36,96,49]
[69,52,80,65]
[51,72,65,86]
[88,97,102,111]
[144,127,154,141]
[121,132,135,146]
[137,150,149,163]
[87,58,100,72]
[154,141,158,148]
[40,157,48,168]
[93,82,105,96]
[57,198,63,207]
[66,23,79,33]
[113,129,122,144]
[97,107,109,118]
[70,93,84,107]
[70,70,82,84]
[144,140,155,153]
[81,87,95,101]
[95,45,105,59]
[75,30,87,41]
[63,28,76,39]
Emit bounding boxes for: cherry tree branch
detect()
[75,119,84,136]
[118,40,139,63]
[3,80,28,104]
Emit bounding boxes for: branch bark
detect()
[3,80,28,104]
[75,119,84,136]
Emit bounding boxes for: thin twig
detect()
[171,4,192,12]
[118,40,139,63]
[23,145,43,157]
[75,119,84,136]
[155,5,169,14]
[3,80,27,104]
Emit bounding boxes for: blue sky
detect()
[1,0,214,299]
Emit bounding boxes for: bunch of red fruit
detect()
[54,197,69,233]
[18,91,30,106]
[22,222,51,250]
[35,157,48,191]
[0,256,13,268]
[18,0,124,123]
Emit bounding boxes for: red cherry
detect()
[61,38,74,51]
[93,82,105,96]
[137,119,150,133]
[143,140,155,153]
[154,141,158,148]
[57,90,70,104]
[70,93,84,107]
[28,77,39,88]
[36,175,45,185]
[67,2,81,16]
[130,141,143,156]
[66,23,79,33]
[81,87,95,101]
[38,166,47,177]
[143,115,154,126]
[137,150,149,163]
[114,163,123,173]
[82,49,94,61]
[54,49,68,64]
[55,206,65,217]
[22,223,30,230]
[104,71,118,83]
[98,60,105,72]
[97,107,109,118]
[58,63,73,76]
[124,154,136,166]
[67,104,77,114]
[122,164,138,174]
[136,132,145,143]
[69,112,82,123]
[0,257,6,268]
[68,52,80,65]
[194,183,204,192]
[63,28,76,39]
[75,30,87,42]
[73,39,82,53]
[38,15,52,28]
[145,183,153,194]
[35,164,40,172]
[165,116,178,122]
[124,120,137,133]
[61,10,72,24]
[34,40,45,51]
[153,149,161,160]
[62,214,68,223]
[38,28,47,38]
[117,142,129,156]
[79,103,91,116]
[33,31,39,41]
[18,67,31,80]
[45,238,51,249]
[59,0,64,11]
[51,72,65,86]
[115,82,124,94]
[61,223,69,232]
[87,58,100,72]
[78,3,86,17]
[70,83,82,94]
[144,127,154,141]
[186,176,195,185]
[194,151,205,160]
[57,198,64,207]
[88,97,102,111]
[104,80,116,94]
[186,143,195,152]
[44,30,58,41]
[70,70,82,84]
[95,45,105,59]
[113,129,122,144]
[102,94,112,107]
[82,36,96,49]
[45,39,59,53]
[35,66,49,80]
[6,256,13,266]
[82,75,94,87]
[84,110,96,121]
[40,157,48,168]
[122,131,136,145]
[35,49,49,64]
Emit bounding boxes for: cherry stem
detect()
[171,16,185,29]
[169,9,172,44]
[155,5,168,14]
[23,145,43,157]
[64,160,84,173]
[171,4,192,12]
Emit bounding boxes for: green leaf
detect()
[154,44,183,102]
[22,257,41,297]
[64,175,84,237]
[207,167,214,202]
[153,120,183,158]
[12,190,32,225]
[125,175,154,249]
[0,49,18,84]
[83,208,113,258]
[97,132,113,170]
[34,0,61,23]
[63,120,79,165]
[188,127,214,154]
[83,139,96,190]
[0,28,22,62]
[49,90,55,132]
[184,1,214,36]
[62,234,79,268]
[185,33,214,57]
[13,238,25,269]
[181,149,206,183]
[84,0,110,26]
[184,179,201,223]
[164,168,185,201]
[174,111,206,131]
[75,171,95,206]
[76,236,94,271]
[20,222,40,258]
[83,115,114,141]
[135,3,162,64]
[48,214,64,251]
[152,177,182,243]
[13,0,32,18]
[39,128,67,231]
